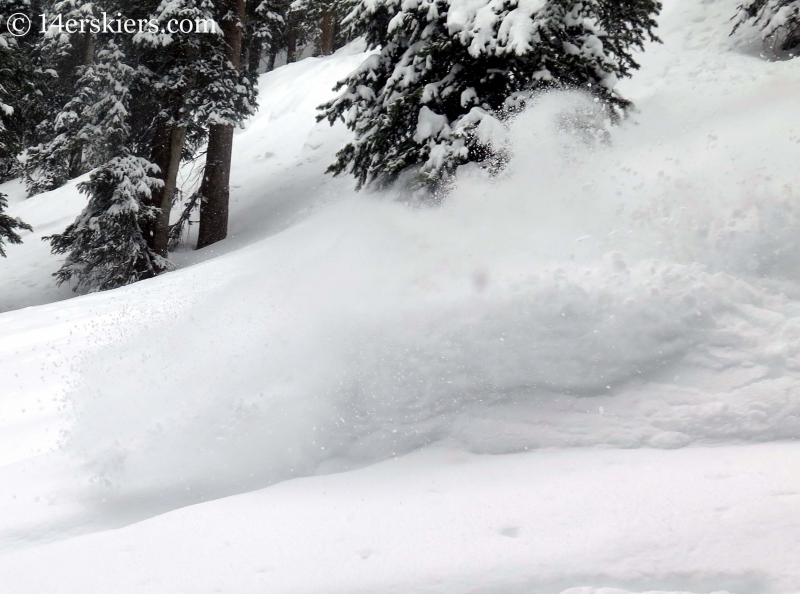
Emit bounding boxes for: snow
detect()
[1,0,800,592]
[414,105,450,140]
[2,444,799,593]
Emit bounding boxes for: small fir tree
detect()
[46,156,165,291]
[320,0,661,191]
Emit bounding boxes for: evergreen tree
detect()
[131,0,233,258]
[49,0,259,282]
[1,0,39,182]
[46,156,165,290]
[733,0,800,54]
[25,38,132,195]
[290,0,350,56]
[0,12,22,181]
[1,2,35,255]
[320,0,661,190]
[174,0,274,249]
[40,13,179,290]
[0,192,32,257]
[243,0,288,74]
[23,0,101,194]
[195,0,258,249]
[43,0,193,287]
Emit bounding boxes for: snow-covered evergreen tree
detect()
[46,156,166,291]
[244,0,289,72]
[1,2,37,253]
[188,14,257,131]
[0,0,37,181]
[127,0,227,256]
[41,0,193,288]
[0,19,21,181]
[22,0,101,193]
[0,192,32,257]
[44,0,262,286]
[290,0,351,55]
[25,39,133,195]
[733,0,800,54]
[321,0,661,190]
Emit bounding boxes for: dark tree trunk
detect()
[196,125,234,249]
[286,17,298,63]
[149,123,188,258]
[82,32,95,66]
[320,9,336,56]
[67,149,83,178]
[196,0,245,249]
[267,48,277,71]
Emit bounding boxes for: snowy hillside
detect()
[1,0,800,592]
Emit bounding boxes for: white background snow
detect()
[1,0,799,592]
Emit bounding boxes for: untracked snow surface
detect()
[1,0,800,593]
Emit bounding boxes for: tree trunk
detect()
[196,0,245,249]
[320,9,336,56]
[196,125,235,249]
[82,32,95,66]
[267,48,277,71]
[67,149,83,179]
[149,123,188,258]
[286,17,298,63]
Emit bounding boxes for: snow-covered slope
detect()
[1,0,800,592]
[3,444,800,594]
[0,43,367,311]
